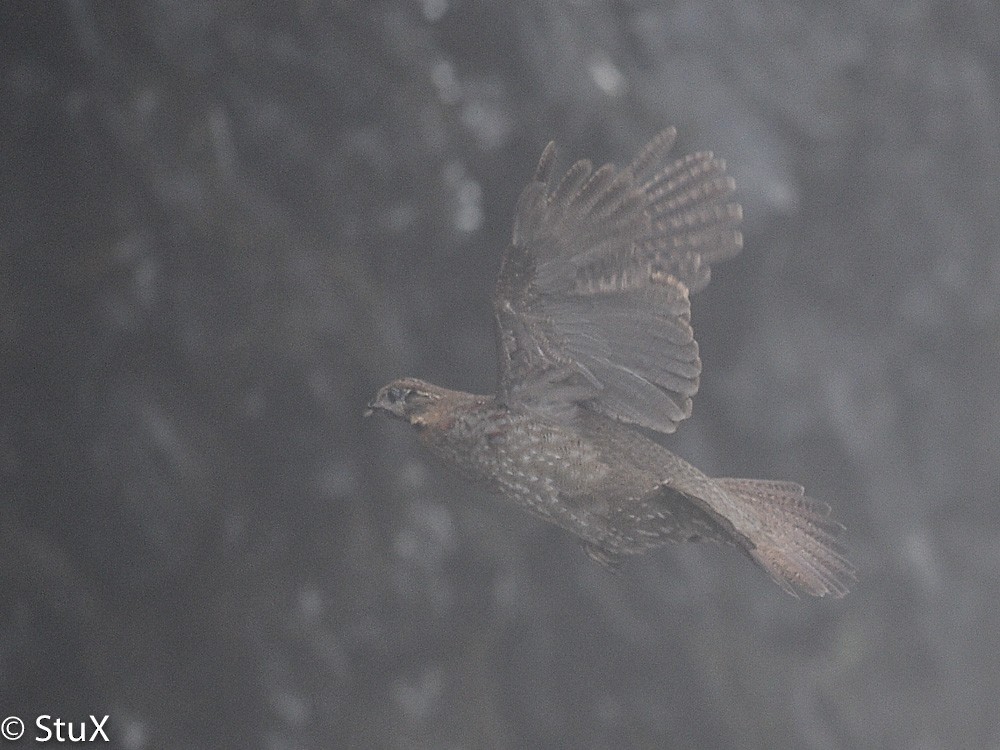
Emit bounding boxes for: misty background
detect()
[3,2,999,748]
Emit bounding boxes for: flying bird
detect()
[367,128,854,597]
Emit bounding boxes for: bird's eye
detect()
[387,387,409,404]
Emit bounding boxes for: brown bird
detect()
[367,128,854,597]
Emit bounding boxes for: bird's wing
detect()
[493,128,742,433]
[582,481,745,571]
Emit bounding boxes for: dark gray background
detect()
[3,2,998,748]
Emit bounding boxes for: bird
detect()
[366,127,854,597]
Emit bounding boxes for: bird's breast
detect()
[426,409,619,513]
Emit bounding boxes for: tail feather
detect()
[714,478,856,598]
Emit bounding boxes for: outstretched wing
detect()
[494,128,742,433]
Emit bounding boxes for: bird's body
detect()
[368,128,855,596]
[410,385,713,552]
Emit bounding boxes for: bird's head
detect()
[364,378,449,426]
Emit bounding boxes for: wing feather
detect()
[550,159,593,209]
[626,126,678,177]
[494,128,742,433]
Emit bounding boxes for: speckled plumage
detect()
[368,129,855,597]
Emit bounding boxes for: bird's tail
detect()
[711,478,855,598]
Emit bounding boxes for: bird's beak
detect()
[362,402,375,418]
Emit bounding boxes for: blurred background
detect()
[3,1,999,748]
